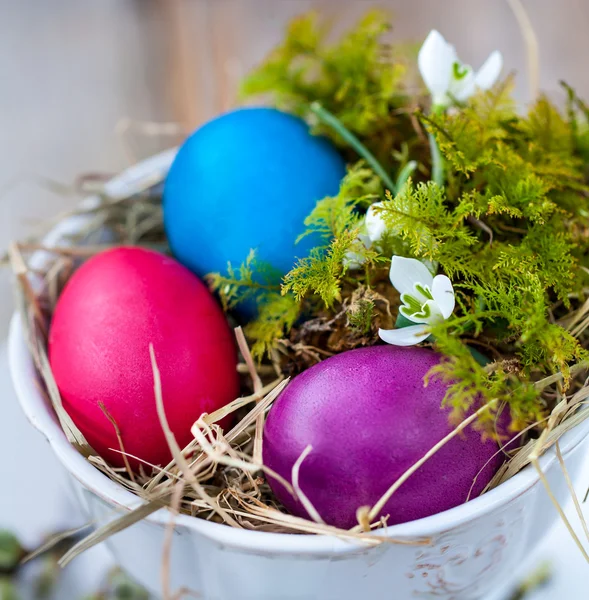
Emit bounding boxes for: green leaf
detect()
[0,531,22,572]
[0,579,20,600]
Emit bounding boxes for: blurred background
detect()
[3,0,589,336]
[1,1,589,598]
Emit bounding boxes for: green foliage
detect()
[282,228,360,307]
[298,162,382,243]
[0,531,22,571]
[207,249,281,311]
[245,293,301,360]
[241,9,402,132]
[347,298,375,334]
[0,579,19,600]
[563,81,589,164]
[241,10,425,170]
[396,84,589,421]
[383,88,587,370]
[209,250,302,359]
[376,181,479,266]
[281,78,589,424]
[282,164,385,307]
[234,9,589,431]
[375,172,587,400]
[427,318,542,430]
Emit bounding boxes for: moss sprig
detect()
[231,10,589,431]
[241,9,427,173]
[207,249,281,311]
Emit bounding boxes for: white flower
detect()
[365,202,387,243]
[343,230,372,269]
[378,256,455,346]
[343,203,386,269]
[418,30,503,108]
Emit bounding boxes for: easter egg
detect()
[263,346,504,529]
[48,247,239,469]
[163,107,346,312]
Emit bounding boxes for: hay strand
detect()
[363,399,498,525]
[99,401,136,484]
[555,441,589,545]
[531,452,589,563]
[234,327,265,464]
[291,446,325,525]
[58,500,166,568]
[9,156,589,565]
[506,0,540,101]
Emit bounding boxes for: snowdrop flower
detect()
[365,202,387,243]
[343,230,372,269]
[343,203,386,269]
[418,30,503,109]
[379,256,455,346]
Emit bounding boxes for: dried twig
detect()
[99,401,136,484]
[362,399,499,526]
[506,0,540,101]
[234,327,265,464]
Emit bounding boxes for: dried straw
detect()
[9,169,589,568]
[506,0,540,102]
[555,442,589,545]
[234,327,264,464]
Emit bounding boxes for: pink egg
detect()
[263,346,504,529]
[49,247,239,469]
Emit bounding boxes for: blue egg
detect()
[163,107,346,313]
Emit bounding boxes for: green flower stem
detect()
[395,160,417,192]
[429,104,445,187]
[309,102,397,194]
[429,132,444,187]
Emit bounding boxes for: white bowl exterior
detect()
[8,150,589,599]
[66,444,586,600]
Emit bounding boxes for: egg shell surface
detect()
[163,107,346,312]
[263,346,504,529]
[49,247,239,468]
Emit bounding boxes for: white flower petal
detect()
[418,30,456,97]
[343,250,365,269]
[431,275,455,319]
[451,70,476,102]
[405,299,444,325]
[473,50,503,91]
[343,222,373,269]
[389,256,434,296]
[379,324,431,346]
[427,300,445,323]
[358,232,372,247]
[365,202,387,243]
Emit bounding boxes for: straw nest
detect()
[6,164,589,570]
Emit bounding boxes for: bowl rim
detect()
[8,149,589,555]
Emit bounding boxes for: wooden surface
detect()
[159,0,589,128]
[2,0,589,335]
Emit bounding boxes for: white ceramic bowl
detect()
[8,151,589,600]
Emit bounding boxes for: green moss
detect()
[245,293,301,360]
[282,163,389,307]
[347,298,375,335]
[207,249,281,311]
[241,9,424,172]
[233,10,589,430]
[297,162,382,244]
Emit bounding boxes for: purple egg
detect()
[263,346,504,529]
